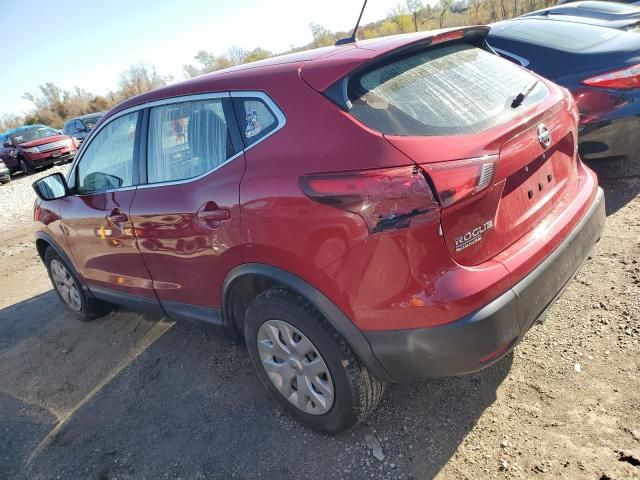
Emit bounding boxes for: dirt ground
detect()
[0,163,639,480]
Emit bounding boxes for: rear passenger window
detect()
[232,97,278,146]
[147,99,235,184]
[348,43,548,136]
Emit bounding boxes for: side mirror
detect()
[33,173,70,201]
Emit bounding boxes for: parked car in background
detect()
[31,26,604,433]
[0,159,10,184]
[488,19,640,163]
[63,112,105,146]
[521,1,640,30]
[0,125,76,174]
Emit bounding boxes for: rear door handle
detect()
[196,202,230,225]
[107,208,129,224]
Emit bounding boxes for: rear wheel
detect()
[244,288,385,433]
[44,248,113,321]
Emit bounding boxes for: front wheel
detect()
[244,288,385,433]
[19,158,33,175]
[44,248,113,321]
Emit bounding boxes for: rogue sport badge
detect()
[537,124,551,149]
[454,220,494,252]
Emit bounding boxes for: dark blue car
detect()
[488,18,640,174]
[521,1,640,31]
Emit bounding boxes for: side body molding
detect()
[222,263,394,383]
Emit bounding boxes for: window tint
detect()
[147,99,234,184]
[233,97,278,146]
[77,112,138,193]
[348,44,548,136]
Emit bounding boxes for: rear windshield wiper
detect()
[511,79,539,109]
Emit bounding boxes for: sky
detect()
[1,0,409,117]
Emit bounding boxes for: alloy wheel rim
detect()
[257,319,334,415]
[50,259,82,312]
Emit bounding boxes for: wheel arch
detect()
[35,231,89,293]
[221,263,393,382]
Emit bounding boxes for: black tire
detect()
[19,158,33,175]
[244,288,385,433]
[44,247,113,321]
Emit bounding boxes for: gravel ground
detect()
[0,164,69,226]
[0,161,638,479]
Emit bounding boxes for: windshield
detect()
[81,115,103,130]
[11,127,59,144]
[491,20,620,52]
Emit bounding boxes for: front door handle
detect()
[107,208,128,224]
[196,202,230,226]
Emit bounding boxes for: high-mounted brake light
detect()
[581,64,640,90]
[431,30,465,45]
[299,166,439,233]
[421,155,498,208]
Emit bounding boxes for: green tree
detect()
[245,47,272,63]
[389,4,413,33]
[309,23,334,47]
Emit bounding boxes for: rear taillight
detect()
[581,64,640,90]
[421,155,498,208]
[299,165,439,233]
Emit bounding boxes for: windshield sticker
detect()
[245,110,261,139]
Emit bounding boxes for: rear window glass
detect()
[348,44,548,136]
[491,20,619,52]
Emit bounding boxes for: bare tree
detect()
[389,4,413,33]
[118,63,170,100]
[469,0,482,23]
[438,0,454,27]
[0,113,23,131]
[227,45,249,66]
[406,0,423,31]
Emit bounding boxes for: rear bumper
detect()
[364,187,605,382]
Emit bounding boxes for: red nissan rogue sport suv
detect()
[33,26,605,433]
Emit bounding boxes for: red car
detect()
[1,125,76,174]
[32,26,605,433]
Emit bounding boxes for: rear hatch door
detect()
[341,39,579,266]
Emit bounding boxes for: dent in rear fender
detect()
[221,263,394,383]
[321,220,513,332]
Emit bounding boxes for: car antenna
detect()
[335,0,368,46]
